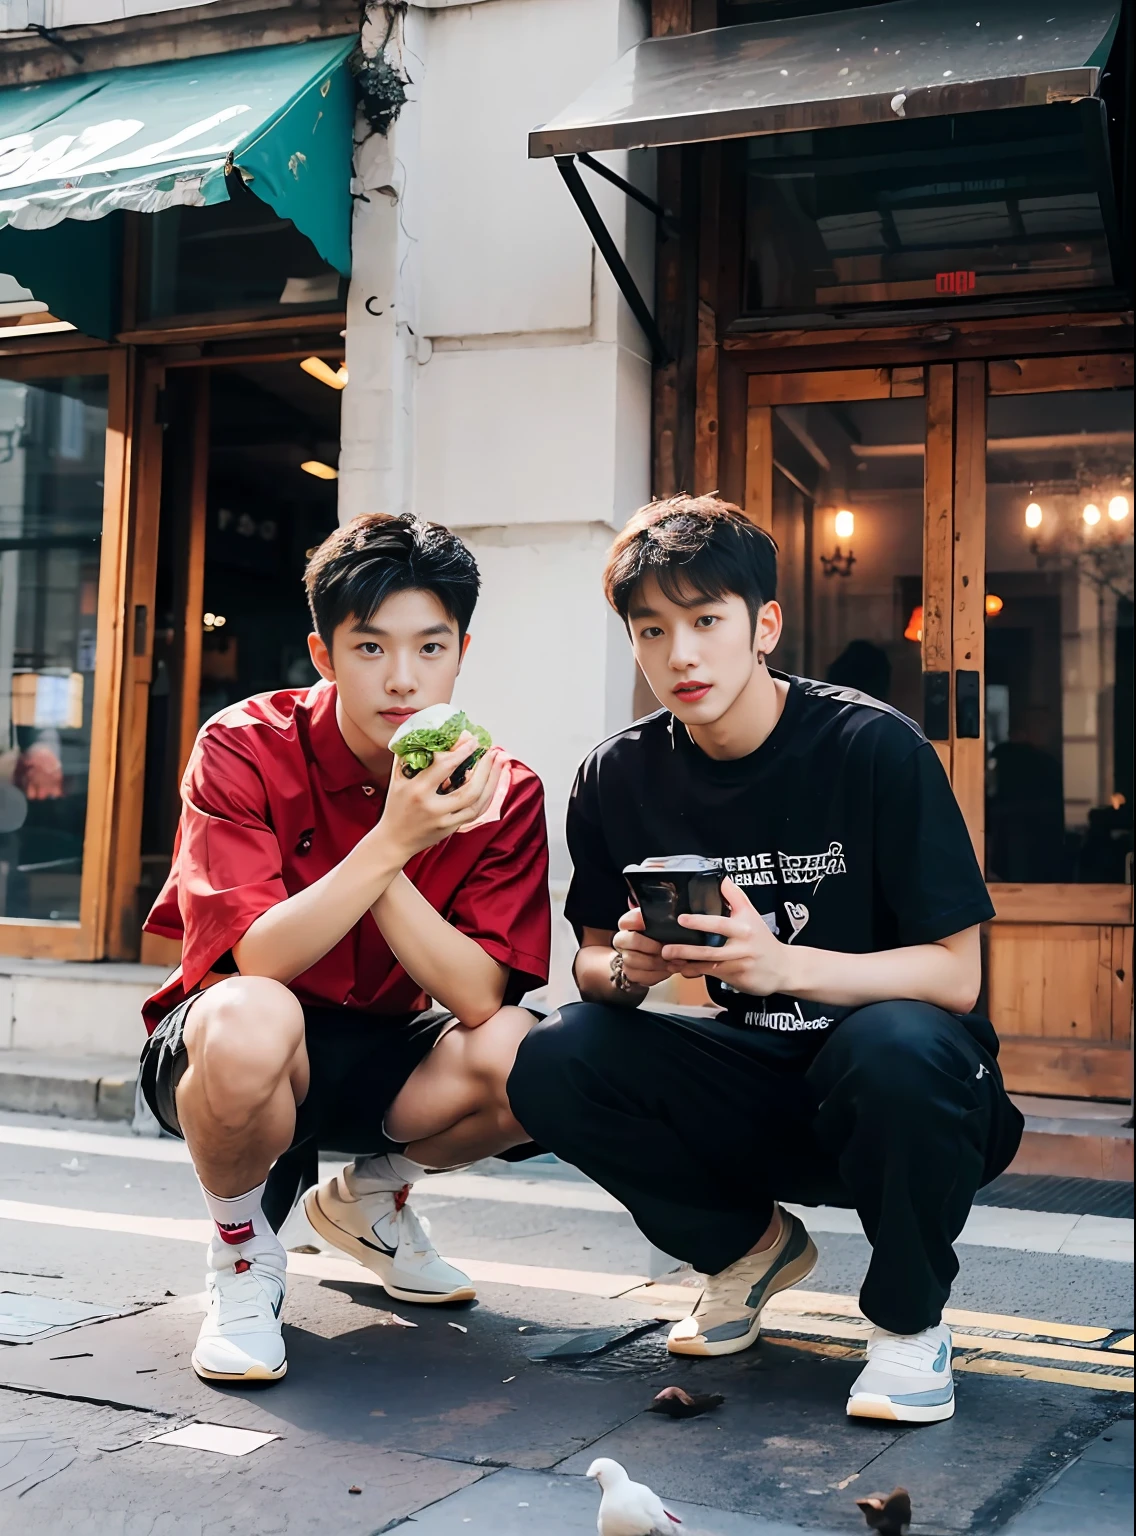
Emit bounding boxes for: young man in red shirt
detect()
[508,496,1023,1426]
[140,513,550,1384]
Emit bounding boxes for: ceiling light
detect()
[1024,502,1042,529]
[1082,502,1101,526]
[300,357,348,390]
[1108,495,1129,522]
[301,460,339,480]
[904,605,923,643]
[985,594,1003,617]
[834,509,854,539]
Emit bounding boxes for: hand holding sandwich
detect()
[379,733,505,863]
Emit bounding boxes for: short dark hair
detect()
[304,513,480,643]
[603,494,778,633]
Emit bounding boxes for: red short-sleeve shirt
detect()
[142,681,551,1032]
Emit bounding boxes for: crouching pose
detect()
[140,513,549,1382]
[508,496,1022,1426]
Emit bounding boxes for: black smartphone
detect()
[622,856,728,947]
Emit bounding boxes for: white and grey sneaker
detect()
[847,1321,955,1423]
[667,1207,818,1357]
[304,1170,476,1304]
[191,1248,288,1382]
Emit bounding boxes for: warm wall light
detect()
[203,612,227,632]
[301,460,339,480]
[300,357,348,390]
[1083,502,1101,525]
[1024,502,1043,529]
[904,605,923,643]
[834,509,855,539]
[985,594,1003,616]
[1108,495,1130,521]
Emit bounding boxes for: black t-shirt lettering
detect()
[565,675,995,1062]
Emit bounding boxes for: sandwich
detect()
[388,703,492,782]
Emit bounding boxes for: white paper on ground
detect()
[0,1292,131,1343]
[147,1423,280,1456]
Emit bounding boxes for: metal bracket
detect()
[554,155,671,366]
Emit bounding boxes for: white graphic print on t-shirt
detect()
[722,841,847,889]
[719,847,846,1036]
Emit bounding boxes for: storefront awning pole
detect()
[555,154,670,367]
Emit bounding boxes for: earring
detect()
[757,651,766,667]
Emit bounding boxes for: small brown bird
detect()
[648,1386,725,1420]
[856,1487,912,1535]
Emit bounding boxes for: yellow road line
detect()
[758,1313,1133,1371]
[763,1337,1132,1393]
[956,1357,1134,1393]
[0,1199,1129,1370]
[631,1283,1117,1344]
[1109,1334,1135,1353]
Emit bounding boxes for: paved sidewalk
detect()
[0,1113,1131,1534]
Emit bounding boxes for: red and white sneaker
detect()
[191,1248,287,1382]
[304,1170,475,1304]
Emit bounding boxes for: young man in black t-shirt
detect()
[508,495,1023,1426]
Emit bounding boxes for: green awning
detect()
[0,37,356,297]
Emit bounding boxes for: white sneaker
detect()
[303,1172,476,1304]
[847,1321,955,1423]
[191,1251,288,1382]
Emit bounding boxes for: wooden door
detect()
[741,359,1134,1101]
[952,355,1134,1101]
[106,362,209,963]
[0,350,131,959]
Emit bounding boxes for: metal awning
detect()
[529,0,1120,158]
[0,36,355,276]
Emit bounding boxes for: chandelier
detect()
[1025,492,1133,602]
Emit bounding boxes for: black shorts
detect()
[139,992,455,1150]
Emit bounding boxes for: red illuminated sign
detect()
[936,270,977,295]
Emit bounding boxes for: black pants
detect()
[507,1000,1024,1335]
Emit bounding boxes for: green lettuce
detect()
[388,704,492,776]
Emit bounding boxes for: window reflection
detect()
[0,374,106,922]
[985,389,1133,884]
[745,104,1117,318]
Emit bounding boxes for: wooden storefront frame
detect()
[716,348,1134,1100]
[105,326,346,961]
[0,347,131,960]
[967,354,1134,1101]
[0,304,346,963]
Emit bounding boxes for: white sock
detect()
[347,1152,428,1196]
[198,1178,283,1269]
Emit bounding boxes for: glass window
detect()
[0,373,107,922]
[744,103,1117,319]
[770,395,925,726]
[985,388,1133,884]
[137,177,345,324]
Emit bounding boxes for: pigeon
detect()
[856,1487,912,1534]
[588,1458,682,1535]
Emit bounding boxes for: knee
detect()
[507,1002,638,1122]
[829,1003,963,1110]
[184,977,304,1101]
[462,1007,536,1135]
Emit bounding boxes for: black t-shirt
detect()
[565,674,995,1062]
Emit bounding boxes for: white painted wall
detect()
[341,0,653,885]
